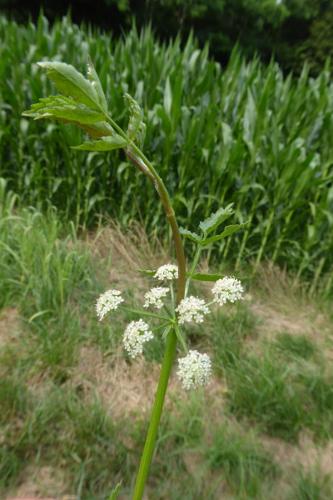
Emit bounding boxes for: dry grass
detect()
[0,308,20,350]
[1,226,333,500]
[5,465,71,500]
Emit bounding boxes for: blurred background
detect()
[1,0,333,74]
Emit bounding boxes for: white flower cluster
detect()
[212,277,244,305]
[144,287,169,309]
[176,296,209,324]
[177,350,212,390]
[96,289,124,321]
[154,263,178,281]
[123,319,154,358]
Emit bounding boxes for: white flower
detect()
[154,264,178,281]
[176,296,209,324]
[143,287,169,309]
[177,350,212,390]
[123,319,154,358]
[212,277,244,305]
[96,289,124,321]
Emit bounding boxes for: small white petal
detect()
[177,350,212,390]
[123,319,153,358]
[176,296,210,324]
[154,264,178,281]
[143,287,169,309]
[96,289,124,321]
[212,277,244,306]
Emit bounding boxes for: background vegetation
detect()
[1,14,333,293]
[1,7,333,498]
[1,183,333,499]
[1,0,332,74]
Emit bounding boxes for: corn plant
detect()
[23,60,247,498]
[1,13,333,293]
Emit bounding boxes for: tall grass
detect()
[1,14,333,291]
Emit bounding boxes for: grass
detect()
[226,347,333,442]
[291,470,333,500]
[0,193,333,498]
[210,303,258,370]
[205,424,278,498]
[273,332,319,360]
[1,14,333,293]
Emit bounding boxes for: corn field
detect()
[0,14,333,293]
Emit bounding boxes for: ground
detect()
[1,223,333,500]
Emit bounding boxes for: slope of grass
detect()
[1,188,333,499]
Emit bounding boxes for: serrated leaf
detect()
[124,93,146,146]
[179,227,201,243]
[190,272,224,282]
[201,222,248,246]
[38,61,100,110]
[199,204,234,235]
[78,121,114,139]
[72,135,127,151]
[87,59,108,113]
[23,95,105,125]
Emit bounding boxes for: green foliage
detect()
[181,203,248,248]
[0,377,28,424]
[205,424,278,497]
[227,349,333,441]
[273,332,318,360]
[1,15,333,292]
[72,135,128,151]
[211,304,258,369]
[291,469,333,500]
[1,202,333,498]
[296,10,333,75]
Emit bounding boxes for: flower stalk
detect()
[125,149,186,500]
[22,61,245,500]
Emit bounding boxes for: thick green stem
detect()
[125,148,186,499]
[132,329,177,500]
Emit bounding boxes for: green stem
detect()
[103,113,186,498]
[185,245,202,295]
[121,146,186,499]
[132,329,177,500]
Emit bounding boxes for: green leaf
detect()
[179,227,201,243]
[190,272,224,282]
[78,121,114,138]
[38,61,101,111]
[108,482,122,500]
[87,59,108,113]
[124,93,146,146]
[23,95,105,125]
[164,77,172,115]
[72,135,128,151]
[199,204,234,235]
[201,222,249,246]
[138,269,155,276]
